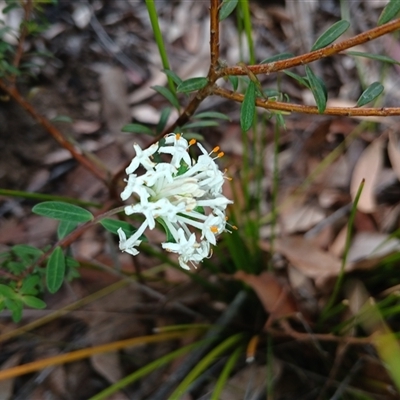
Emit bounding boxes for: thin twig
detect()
[213,86,400,116]
[220,18,400,77]
[158,0,221,138]
[0,80,109,183]
[209,0,220,79]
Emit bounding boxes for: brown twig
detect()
[213,86,400,116]
[0,80,109,183]
[220,17,400,77]
[159,0,221,138]
[160,15,400,137]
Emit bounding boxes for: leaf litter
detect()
[2,0,400,398]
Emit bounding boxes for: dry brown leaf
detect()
[72,120,101,135]
[350,137,383,213]
[262,236,343,287]
[90,352,123,384]
[0,353,23,400]
[388,131,400,181]
[347,232,400,263]
[234,271,298,319]
[99,65,130,137]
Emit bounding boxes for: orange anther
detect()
[189,139,196,146]
[232,225,238,230]
[176,133,181,139]
[217,152,224,158]
[210,226,219,233]
[212,146,220,153]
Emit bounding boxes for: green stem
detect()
[145,0,177,100]
[324,179,365,316]
[238,0,255,63]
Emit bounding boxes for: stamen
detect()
[217,152,224,158]
[176,133,181,140]
[189,139,196,146]
[212,146,220,153]
[210,226,219,233]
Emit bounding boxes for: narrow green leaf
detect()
[157,218,175,243]
[177,77,208,93]
[182,121,219,129]
[345,50,400,65]
[356,82,384,107]
[57,220,78,240]
[240,81,256,132]
[261,52,294,64]
[20,275,41,296]
[99,219,146,241]
[21,295,46,309]
[305,66,327,113]
[0,284,17,299]
[228,75,238,91]
[32,201,93,223]
[121,123,154,136]
[283,70,309,87]
[163,69,183,86]
[51,115,73,123]
[378,0,400,25]
[219,0,239,20]
[46,247,65,294]
[193,111,231,121]
[5,298,23,323]
[12,244,43,260]
[152,85,180,110]
[156,107,172,134]
[311,20,350,51]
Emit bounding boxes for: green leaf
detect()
[51,115,73,123]
[152,85,180,110]
[177,77,209,93]
[20,275,41,296]
[0,284,17,299]
[228,75,238,91]
[157,218,175,243]
[193,111,231,121]
[219,0,239,20]
[156,107,172,134]
[57,220,78,240]
[283,70,309,87]
[261,52,294,64]
[305,66,327,113]
[121,123,154,136]
[182,121,219,129]
[240,81,256,132]
[356,82,384,107]
[46,247,65,294]
[12,244,43,261]
[32,201,94,223]
[5,298,23,323]
[345,50,400,65]
[378,0,400,25]
[163,69,183,86]
[311,20,350,51]
[22,295,46,309]
[99,218,147,241]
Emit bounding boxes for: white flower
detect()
[118,133,234,269]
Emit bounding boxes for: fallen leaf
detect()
[262,236,343,288]
[347,232,400,263]
[350,137,383,213]
[234,271,298,320]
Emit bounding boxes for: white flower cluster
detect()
[118,133,234,270]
